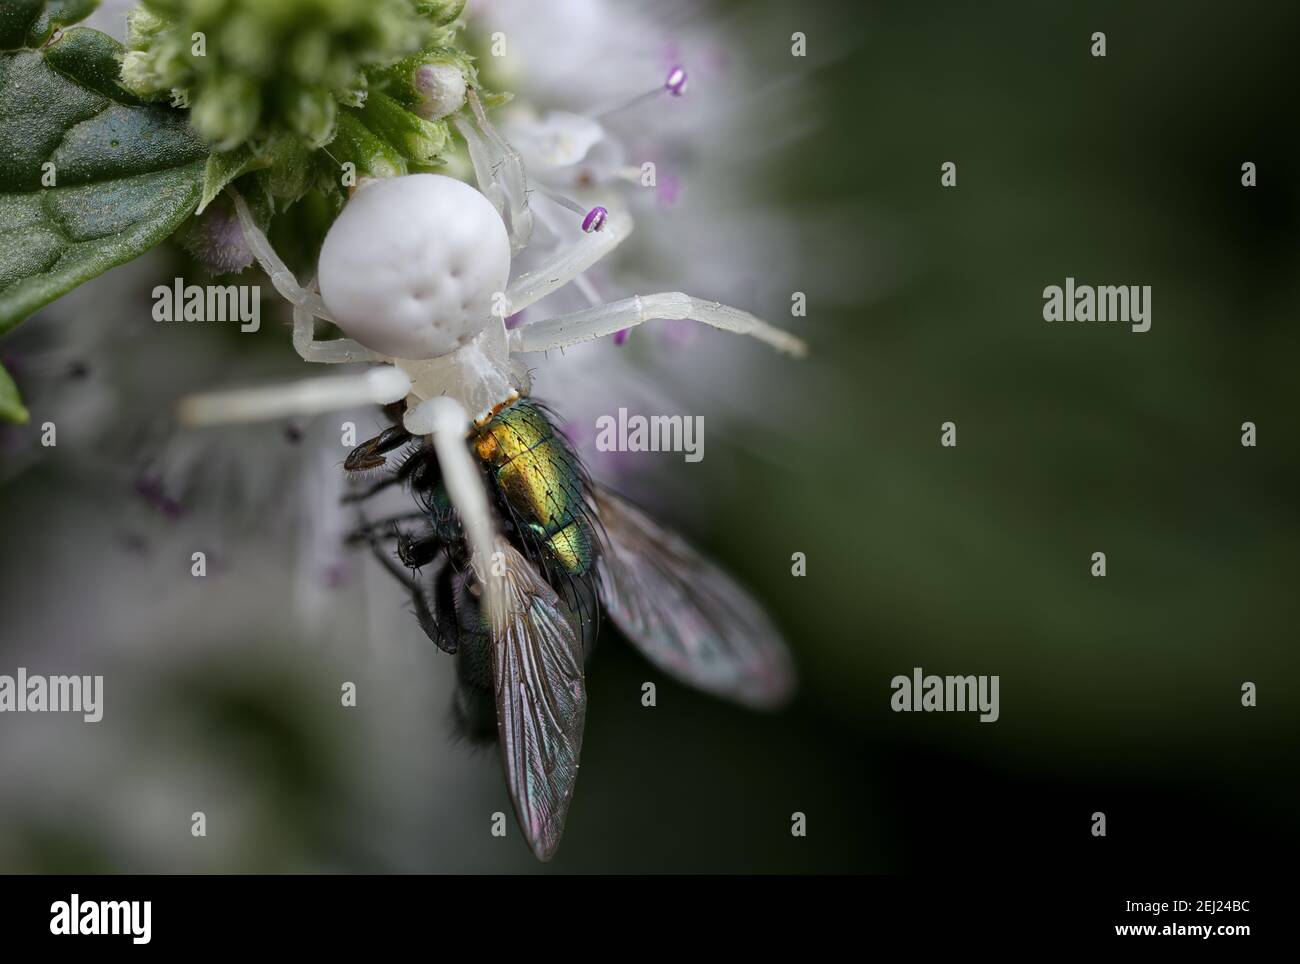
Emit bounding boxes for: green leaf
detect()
[197,146,257,215]
[0,25,209,336]
[0,359,29,424]
[0,0,99,49]
[358,91,449,164]
[331,110,407,179]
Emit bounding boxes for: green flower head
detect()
[120,0,466,152]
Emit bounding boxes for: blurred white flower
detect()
[468,0,831,508]
[0,0,855,874]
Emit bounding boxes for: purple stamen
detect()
[582,206,609,233]
[613,328,630,345]
[665,66,688,96]
[591,65,690,119]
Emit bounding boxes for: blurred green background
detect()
[1,0,1297,872]
[742,0,1300,868]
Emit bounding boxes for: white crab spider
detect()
[179,89,805,617]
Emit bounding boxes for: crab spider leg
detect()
[453,111,504,214]
[228,189,332,320]
[468,87,534,250]
[292,301,386,365]
[504,207,633,314]
[176,366,412,426]
[453,88,534,254]
[229,188,380,364]
[403,396,506,626]
[531,203,604,305]
[507,292,808,357]
[528,201,603,307]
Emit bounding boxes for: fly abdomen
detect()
[472,399,596,578]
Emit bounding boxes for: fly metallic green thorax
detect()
[471,399,596,577]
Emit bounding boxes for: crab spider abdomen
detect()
[318,174,511,360]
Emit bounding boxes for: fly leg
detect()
[343,445,435,504]
[407,554,459,654]
[345,512,429,545]
[346,504,443,573]
[353,515,459,654]
[429,562,466,655]
[344,424,413,471]
[396,529,445,569]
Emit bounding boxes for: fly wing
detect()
[490,541,586,861]
[594,489,796,709]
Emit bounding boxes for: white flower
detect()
[468,0,827,502]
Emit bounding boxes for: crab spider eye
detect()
[317,174,511,360]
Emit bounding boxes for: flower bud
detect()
[377,50,473,119]
[359,91,448,164]
[286,84,339,149]
[118,49,161,97]
[191,74,260,152]
[179,195,254,274]
[331,112,408,180]
[125,7,169,48]
[418,0,467,27]
[411,62,466,120]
